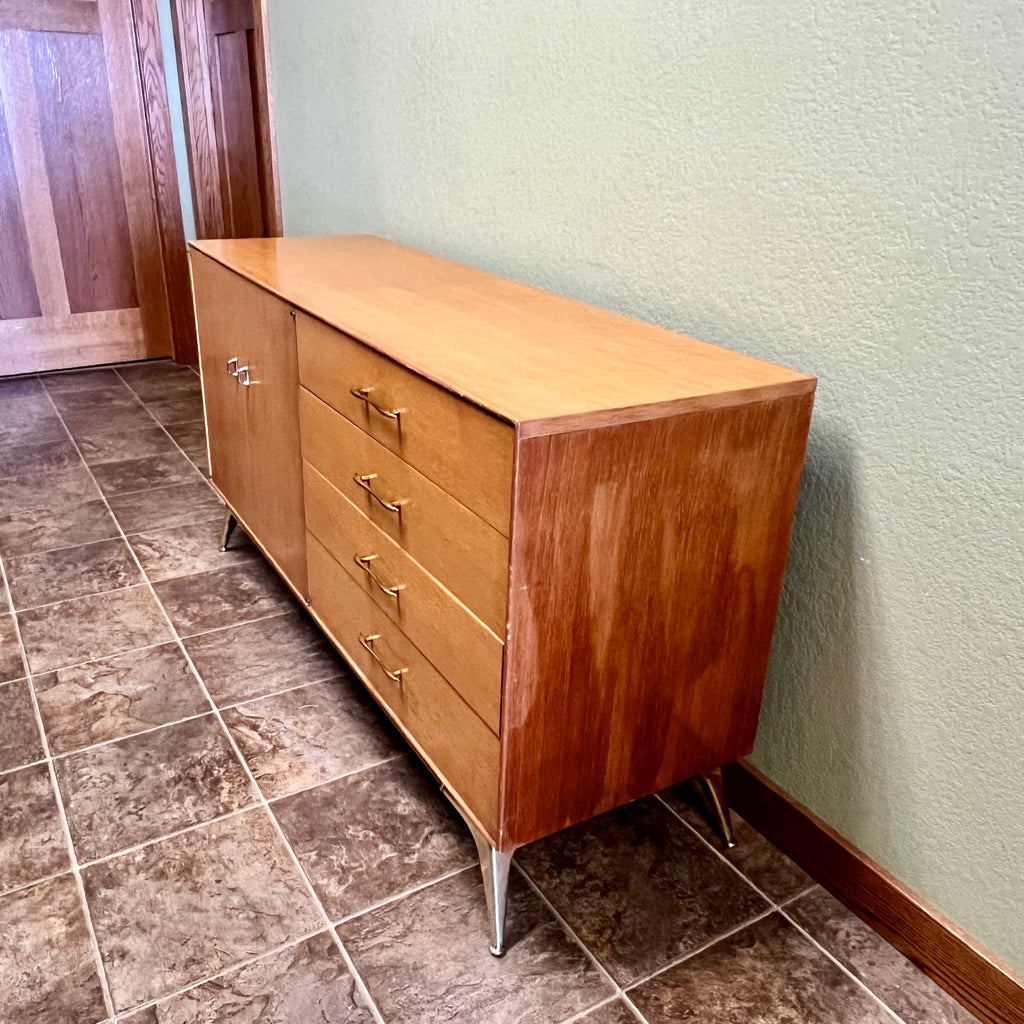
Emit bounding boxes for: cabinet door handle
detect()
[237,365,251,386]
[354,554,405,598]
[349,386,403,423]
[358,633,406,683]
[226,357,239,375]
[352,473,404,513]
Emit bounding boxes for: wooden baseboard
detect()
[723,760,1024,1024]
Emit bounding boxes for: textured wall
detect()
[266,0,1024,970]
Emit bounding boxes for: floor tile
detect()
[629,912,893,1024]
[0,463,100,516]
[6,538,143,610]
[116,361,201,402]
[56,714,255,863]
[0,763,69,893]
[0,678,44,771]
[0,499,120,558]
[274,755,473,920]
[575,999,642,1024]
[61,402,158,438]
[18,585,175,674]
[0,874,109,1024]
[184,611,344,706]
[145,393,205,426]
[787,887,982,1024]
[223,676,401,800]
[83,808,322,1012]
[119,932,375,1024]
[518,797,769,985]
[91,452,203,497]
[661,779,815,903]
[163,419,207,459]
[0,437,80,478]
[0,393,65,448]
[76,423,182,465]
[128,518,257,581]
[42,367,123,392]
[48,384,139,417]
[0,614,26,683]
[108,480,224,533]
[153,559,297,636]
[338,868,614,1024]
[35,643,210,755]
[0,375,42,398]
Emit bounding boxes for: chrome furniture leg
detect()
[441,789,515,956]
[219,510,238,551]
[699,767,738,849]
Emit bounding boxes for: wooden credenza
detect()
[190,236,815,953]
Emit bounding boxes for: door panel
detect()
[0,0,173,374]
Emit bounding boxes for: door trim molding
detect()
[170,0,281,241]
[724,760,1024,1024]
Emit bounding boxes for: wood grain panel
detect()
[129,0,196,363]
[307,533,500,836]
[97,0,172,356]
[171,0,224,238]
[296,312,514,535]
[0,98,40,319]
[0,1,100,34]
[0,308,145,373]
[211,19,262,236]
[498,393,815,847]
[27,28,138,314]
[726,761,1024,1024]
[250,0,280,236]
[299,387,510,636]
[0,30,69,318]
[191,236,816,433]
[304,461,503,734]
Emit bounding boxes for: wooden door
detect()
[0,0,184,374]
[173,0,280,240]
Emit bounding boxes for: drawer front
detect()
[307,534,500,833]
[296,312,514,536]
[300,387,509,636]
[304,462,502,734]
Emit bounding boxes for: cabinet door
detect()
[192,251,249,516]
[242,291,307,594]
[191,250,307,596]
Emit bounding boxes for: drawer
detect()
[296,312,514,536]
[307,533,500,834]
[300,387,509,636]
[304,462,502,733]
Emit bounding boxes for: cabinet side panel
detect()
[500,392,814,848]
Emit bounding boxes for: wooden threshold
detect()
[723,760,1024,1024]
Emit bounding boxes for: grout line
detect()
[85,926,330,1021]
[513,862,627,1005]
[0,865,75,901]
[2,549,119,1021]
[0,753,51,780]
[778,907,911,1024]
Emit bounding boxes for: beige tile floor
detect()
[0,361,982,1024]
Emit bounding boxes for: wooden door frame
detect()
[128,0,198,363]
[170,0,282,240]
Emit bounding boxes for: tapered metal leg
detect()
[440,788,515,956]
[699,767,738,849]
[219,510,237,551]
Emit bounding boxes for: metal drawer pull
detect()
[359,633,406,683]
[350,386,403,422]
[237,365,251,386]
[354,554,405,598]
[226,357,239,375]
[352,473,404,513]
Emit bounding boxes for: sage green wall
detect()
[266,1,1024,970]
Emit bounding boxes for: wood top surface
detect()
[190,235,815,434]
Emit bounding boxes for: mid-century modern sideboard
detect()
[189,235,815,955]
